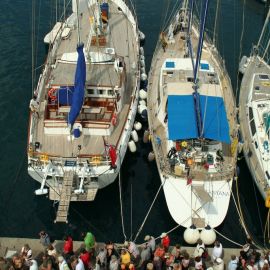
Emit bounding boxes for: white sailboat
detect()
[27,0,142,222]
[147,0,238,237]
[239,9,270,201]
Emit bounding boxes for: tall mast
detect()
[186,0,195,71]
[193,0,210,138]
[76,0,81,45]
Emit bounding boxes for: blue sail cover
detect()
[200,95,230,144]
[168,94,230,143]
[168,95,198,140]
[58,86,74,105]
[68,44,86,126]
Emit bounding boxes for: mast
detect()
[76,0,81,45]
[193,0,210,138]
[186,0,195,71]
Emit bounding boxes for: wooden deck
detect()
[239,55,270,198]
[147,25,237,181]
[31,2,138,158]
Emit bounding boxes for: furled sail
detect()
[68,43,86,127]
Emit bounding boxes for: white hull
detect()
[158,171,233,228]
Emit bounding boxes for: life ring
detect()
[91,156,102,165]
[48,88,57,101]
[112,113,117,126]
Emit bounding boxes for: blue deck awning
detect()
[199,95,230,144]
[168,95,198,140]
[167,94,230,143]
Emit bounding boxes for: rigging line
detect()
[34,0,42,91]
[162,1,182,32]
[263,209,270,246]
[235,172,266,250]
[228,180,250,238]
[160,0,171,33]
[236,0,246,101]
[118,149,127,241]
[5,152,26,209]
[213,228,243,247]
[133,178,167,243]
[130,181,133,241]
[70,205,109,240]
[212,0,220,47]
[250,160,265,238]
[31,0,36,94]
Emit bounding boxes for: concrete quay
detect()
[0,237,247,266]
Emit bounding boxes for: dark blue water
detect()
[0,0,268,247]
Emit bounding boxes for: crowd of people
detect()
[0,232,269,270]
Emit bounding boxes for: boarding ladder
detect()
[55,170,74,223]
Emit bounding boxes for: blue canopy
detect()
[68,44,86,126]
[58,86,74,106]
[168,95,198,140]
[167,94,230,143]
[199,95,230,144]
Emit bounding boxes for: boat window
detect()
[254,141,258,149]
[88,89,95,95]
[108,90,114,96]
[187,77,194,82]
[97,89,104,95]
[249,119,256,136]
[167,71,174,75]
[263,112,270,134]
[248,107,254,121]
[266,171,270,180]
[259,74,269,80]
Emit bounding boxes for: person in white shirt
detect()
[228,255,239,270]
[125,241,139,259]
[29,95,40,118]
[58,256,70,270]
[70,256,85,270]
[109,255,119,270]
[213,258,224,270]
[144,235,156,254]
[212,241,223,261]
[29,260,38,270]
[21,244,32,262]
[194,239,206,258]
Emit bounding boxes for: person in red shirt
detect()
[160,233,170,252]
[63,235,74,258]
[79,248,91,269]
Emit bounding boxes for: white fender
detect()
[134,121,142,131]
[128,140,137,152]
[131,130,139,142]
[139,89,147,100]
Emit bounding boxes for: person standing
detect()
[212,241,223,261]
[227,255,239,270]
[39,231,51,248]
[29,95,40,118]
[160,233,170,252]
[83,232,96,254]
[63,235,74,259]
[144,236,156,254]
